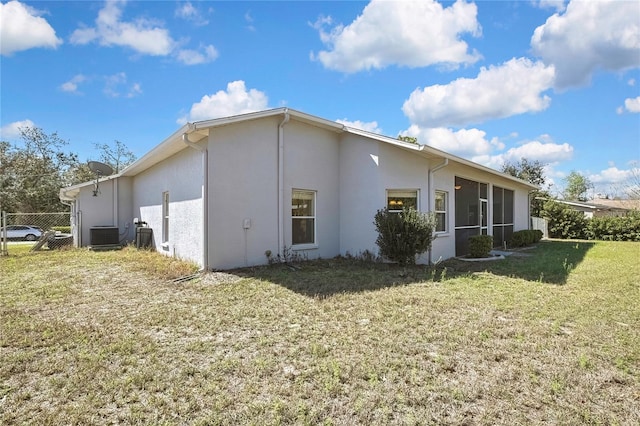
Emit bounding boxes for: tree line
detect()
[0,126,135,213]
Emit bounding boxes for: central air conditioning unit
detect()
[90,226,119,246]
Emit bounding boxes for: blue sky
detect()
[1,0,639,198]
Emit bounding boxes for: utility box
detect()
[90,226,119,246]
[136,227,153,249]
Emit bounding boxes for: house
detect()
[59,108,537,270]
[546,198,640,218]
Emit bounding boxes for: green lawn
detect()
[1,241,638,425]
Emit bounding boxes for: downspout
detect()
[183,132,209,271]
[428,158,449,265]
[114,178,118,229]
[278,109,290,257]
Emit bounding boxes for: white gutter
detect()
[278,109,290,257]
[183,132,209,271]
[428,158,449,265]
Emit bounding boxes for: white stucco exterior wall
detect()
[338,134,431,260]
[133,145,204,266]
[283,120,341,261]
[207,117,279,269]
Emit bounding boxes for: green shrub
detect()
[542,200,587,239]
[51,226,71,233]
[374,207,436,265]
[509,229,543,247]
[469,235,493,258]
[585,210,640,241]
[533,229,543,242]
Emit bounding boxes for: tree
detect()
[501,158,547,187]
[501,158,549,217]
[94,140,136,173]
[0,127,137,212]
[64,140,137,185]
[563,171,592,201]
[0,127,78,212]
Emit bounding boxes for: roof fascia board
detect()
[119,124,191,176]
[192,107,345,133]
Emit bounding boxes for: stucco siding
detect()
[133,146,203,266]
[339,135,431,260]
[208,117,279,269]
[284,120,341,260]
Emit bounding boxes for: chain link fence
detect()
[0,212,72,255]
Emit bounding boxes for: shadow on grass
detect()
[231,240,596,297]
[443,240,596,285]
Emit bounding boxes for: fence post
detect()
[1,211,7,256]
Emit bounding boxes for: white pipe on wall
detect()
[277,109,290,257]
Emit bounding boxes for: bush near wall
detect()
[509,230,543,248]
[468,235,493,258]
[585,211,640,241]
[374,207,436,265]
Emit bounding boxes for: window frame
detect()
[434,190,448,233]
[291,189,316,248]
[162,191,169,244]
[386,189,419,213]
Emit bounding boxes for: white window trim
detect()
[386,189,419,212]
[291,189,317,249]
[434,190,448,234]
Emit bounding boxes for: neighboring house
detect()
[548,199,640,218]
[60,108,537,270]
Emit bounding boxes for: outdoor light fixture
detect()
[455,185,462,190]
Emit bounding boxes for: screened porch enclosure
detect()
[454,176,514,256]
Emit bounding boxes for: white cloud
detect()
[70,0,175,56]
[533,0,566,13]
[245,10,255,32]
[175,1,209,26]
[0,119,35,139]
[60,74,87,94]
[103,72,142,98]
[0,0,62,55]
[622,96,640,113]
[178,81,269,124]
[589,165,636,184]
[402,125,503,157]
[176,44,218,65]
[336,119,382,134]
[473,139,574,170]
[531,0,640,89]
[403,58,555,127]
[312,0,481,73]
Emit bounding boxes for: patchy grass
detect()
[1,241,638,425]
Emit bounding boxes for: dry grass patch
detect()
[1,241,638,425]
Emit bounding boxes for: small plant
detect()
[373,207,436,265]
[468,235,493,258]
[266,246,308,265]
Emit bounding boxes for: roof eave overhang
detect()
[345,127,538,191]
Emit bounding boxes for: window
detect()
[493,186,514,247]
[387,190,418,212]
[434,191,447,233]
[162,191,169,243]
[292,190,315,245]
